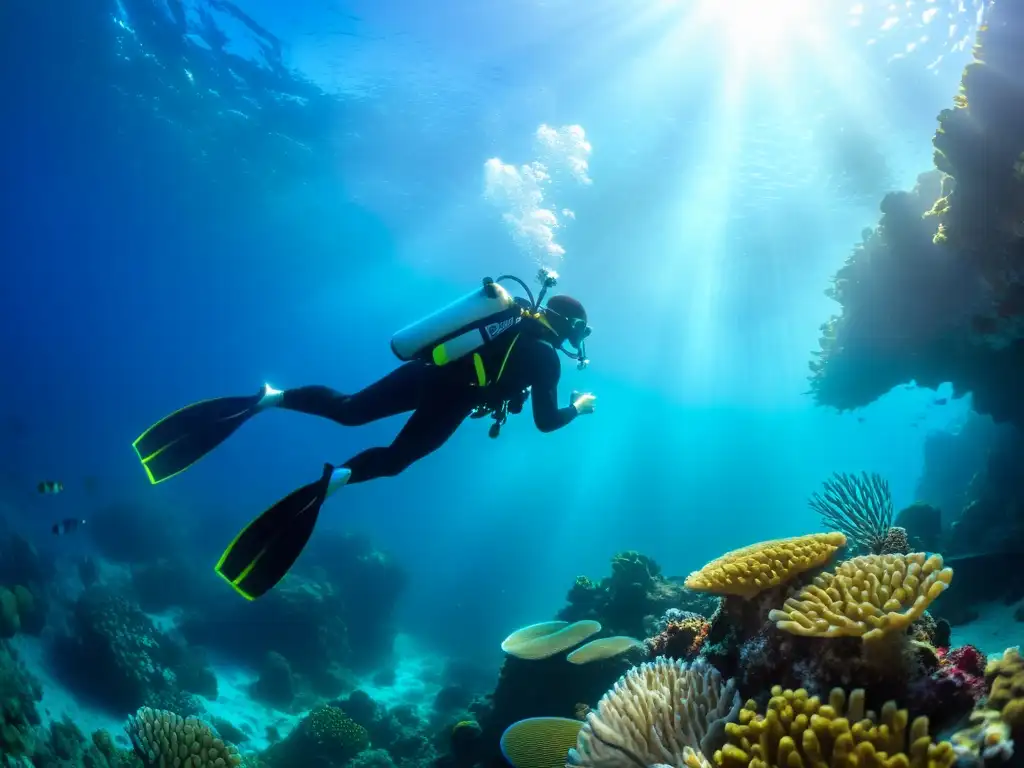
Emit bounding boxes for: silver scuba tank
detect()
[390,278,522,365]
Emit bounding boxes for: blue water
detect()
[0,0,987,667]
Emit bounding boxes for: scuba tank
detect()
[391,272,553,366]
[391,279,522,365]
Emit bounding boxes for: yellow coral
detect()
[714,685,956,768]
[768,553,953,642]
[684,533,847,599]
[125,707,242,767]
[985,647,1024,737]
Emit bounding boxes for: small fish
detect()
[38,481,64,495]
[933,397,948,405]
[857,416,866,423]
[52,518,86,536]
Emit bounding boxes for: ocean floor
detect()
[950,598,1024,657]
[11,631,447,755]
[11,634,127,747]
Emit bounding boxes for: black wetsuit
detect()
[279,326,578,483]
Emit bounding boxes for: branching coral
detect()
[768,553,953,642]
[808,472,894,555]
[714,685,956,768]
[685,533,847,600]
[568,658,739,768]
[125,707,242,767]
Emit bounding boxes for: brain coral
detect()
[768,553,953,641]
[125,706,242,767]
[568,657,739,768]
[685,533,847,599]
[715,685,956,768]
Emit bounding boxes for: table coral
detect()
[685,533,847,600]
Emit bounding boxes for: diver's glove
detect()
[571,391,596,415]
[509,387,531,414]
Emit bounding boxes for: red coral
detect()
[946,644,986,677]
[645,618,709,661]
[933,644,988,703]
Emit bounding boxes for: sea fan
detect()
[808,471,894,554]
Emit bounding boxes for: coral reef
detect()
[0,640,43,758]
[475,652,632,767]
[808,0,1024,427]
[261,704,370,768]
[982,647,1024,740]
[49,587,215,715]
[950,647,1024,767]
[181,532,406,696]
[251,652,296,710]
[558,552,717,639]
[646,611,711,662]
[685,535,980,736]
[714,686,956,768]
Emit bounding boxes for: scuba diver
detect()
[132,269,596,601]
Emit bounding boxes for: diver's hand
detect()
[571,391,596,415]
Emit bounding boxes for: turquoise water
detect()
[0,0,1009,766]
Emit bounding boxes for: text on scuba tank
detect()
[484,315,520,340]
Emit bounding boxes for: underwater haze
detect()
[3,0,1022,763]
[1,0,987,655]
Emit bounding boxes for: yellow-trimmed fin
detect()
[214,515,265,601]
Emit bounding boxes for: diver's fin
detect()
[132,383,283,484]
[215,463,351,600]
